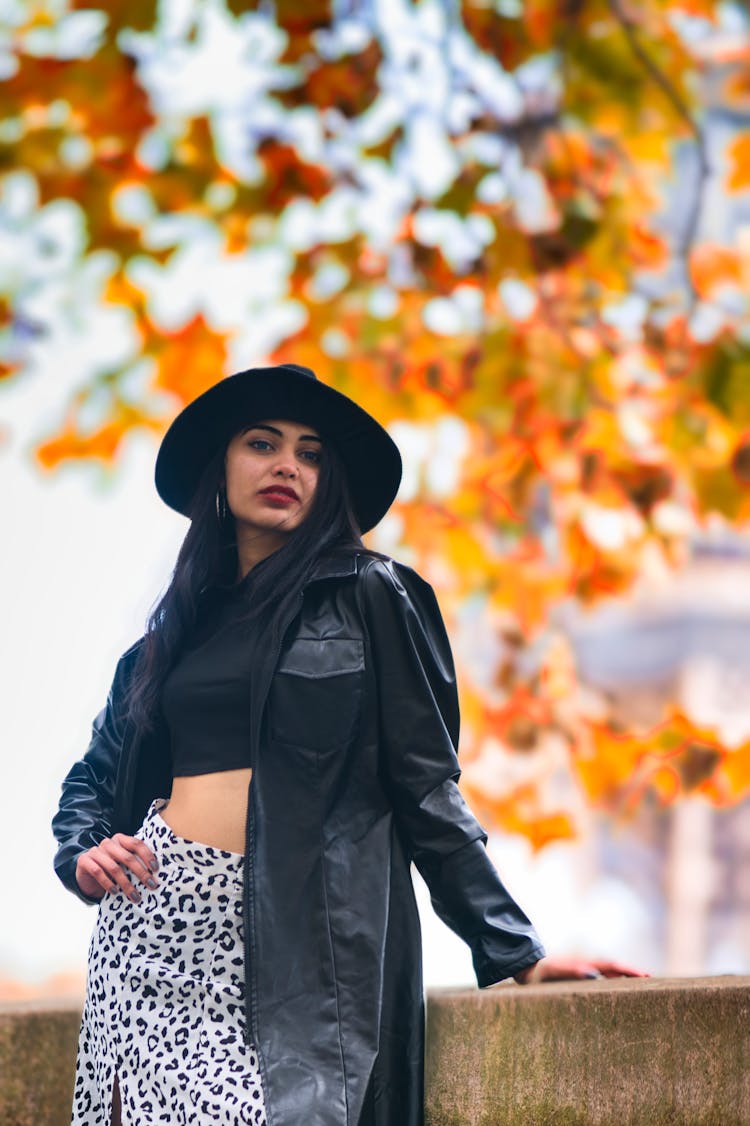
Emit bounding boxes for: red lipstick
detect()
[259,486,298,502]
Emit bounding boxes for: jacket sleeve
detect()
[361,557,545,986]
[51,641,141,906]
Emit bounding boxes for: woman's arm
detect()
[51,640,154,905]
[360,558,545,986]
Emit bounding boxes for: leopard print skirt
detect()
[71,797,267,1125]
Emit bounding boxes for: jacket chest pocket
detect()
[269,637,365,751]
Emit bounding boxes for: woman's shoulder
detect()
[111,636,147,683]
[309,547,438,608]
[355,548,427,583]
[353,550,438,604]
[352,552,453,655]
[119,635,147,662]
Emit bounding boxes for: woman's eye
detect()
[248,438,273,451]
[300,449,321,463]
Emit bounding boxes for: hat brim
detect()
[154,366,402,534]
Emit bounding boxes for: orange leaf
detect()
[630,223,669,269]
[256,140,331,207]
[499,806,577,851]
[462,776,577,851]
[523,0,557,50]
[280,42,382,118]
[575,722,649,804]
[152,316,231,405]
[699,738,750,804]
[689,244,743,299]
[36,412,160,469]
[726,134,750,192]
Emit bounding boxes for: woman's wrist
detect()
[514,959,544,985]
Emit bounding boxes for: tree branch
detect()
[608,0,711,315]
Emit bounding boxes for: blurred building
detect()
[561,530,750,975]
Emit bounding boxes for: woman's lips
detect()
[259,489,298,505]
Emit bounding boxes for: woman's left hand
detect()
[513,956,650,984]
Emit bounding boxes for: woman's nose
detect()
[271,458,298,478]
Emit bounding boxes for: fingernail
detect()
[147,878,157,889]
[132,892,141,903]
[150,859,159,872]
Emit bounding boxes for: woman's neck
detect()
[234,524,287,581]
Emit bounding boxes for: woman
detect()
[53,363,643,1126]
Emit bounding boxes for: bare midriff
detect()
[159,767,253,855]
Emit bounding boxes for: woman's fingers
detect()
[110,833,159,881]
[590,958,650,978]
[75,834,159,902]
[73,858,108,900]
[94,848,143,901]
[77,849,140,901]
[520,956,651,983]
[80,853,132,898]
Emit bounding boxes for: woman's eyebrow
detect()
[241,423,322,442]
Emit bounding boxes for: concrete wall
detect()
[425,976,750,1125]
[2,978,749,1124]
[0,998,81,1126]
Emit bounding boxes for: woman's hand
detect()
[513,956,650,984]
[75,834,159,903]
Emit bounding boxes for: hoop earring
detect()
[215,488,227,522]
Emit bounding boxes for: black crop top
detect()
[161,579,260,777]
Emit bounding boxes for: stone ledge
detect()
[425,976,750,1125]
[0,997,82,1126]
[3,980,750,1124]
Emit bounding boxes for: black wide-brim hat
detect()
[155,364,402,534]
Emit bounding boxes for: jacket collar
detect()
[304,549,360,587]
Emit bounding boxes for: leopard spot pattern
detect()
[71,798,267,1125]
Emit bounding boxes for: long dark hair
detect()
[126,424,375,737]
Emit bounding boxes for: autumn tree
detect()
[3,0,750,845]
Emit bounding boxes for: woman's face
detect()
[223,418,322,539]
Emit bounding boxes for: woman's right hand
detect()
[75,834,159,903]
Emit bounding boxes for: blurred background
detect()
[3,0,750,1000]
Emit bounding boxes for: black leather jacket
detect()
[52,551,545,1126]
